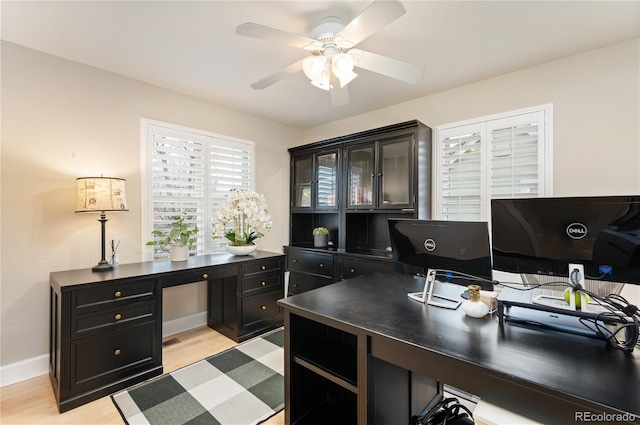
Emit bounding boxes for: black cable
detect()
[495,270,639,351]
[567,268,640,352]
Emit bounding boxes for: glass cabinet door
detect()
[293,156,312,208]
[347,145,374,208]
[379,138,412,208]
[315,152,338,208]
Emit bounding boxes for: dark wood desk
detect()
[278,273,640,425]
[50,251,285,412]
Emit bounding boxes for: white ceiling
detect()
[2,1,639,129]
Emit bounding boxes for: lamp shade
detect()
[76,177,129,213]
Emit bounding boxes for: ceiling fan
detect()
[236,0,424,107]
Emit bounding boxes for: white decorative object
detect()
[212,190,272,249]
[461,285,490,318]
[170,243,189,262]
[225,244,257,256]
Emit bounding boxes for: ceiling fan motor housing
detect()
[310,17,345,42]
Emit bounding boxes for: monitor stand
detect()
[408,269,462,309]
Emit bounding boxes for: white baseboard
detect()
[0,354,49,388]
[1,313,209,387]
[162,311,208,338]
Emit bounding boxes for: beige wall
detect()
[0,41,300,367]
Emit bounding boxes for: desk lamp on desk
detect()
[491,195,640,352]
[387,218,495,309]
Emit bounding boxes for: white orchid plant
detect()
[212,190,272,246]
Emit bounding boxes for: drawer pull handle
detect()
[261,265,266,271]
[292,259,297,263]
[261,305,267,310]
[350,268,355,273]
[114,349,121,356]
[203,273,209,279]
[261,281,266,286]
[114,313,122,321]
[319,263,324,267]
[114,291,122,298]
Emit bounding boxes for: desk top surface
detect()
[50,250,284,289]
[278,273,640,418]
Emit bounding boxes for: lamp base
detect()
[92,261,114,272]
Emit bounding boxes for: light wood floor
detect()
[0,326,284,425]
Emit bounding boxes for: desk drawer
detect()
[242,290,282,329]
[288,251,334,279]
[71,301,155,337]
[72,279,155,314]
[287,272,333,296]
[242,274,281,294]
[69,322,158,393]
[161,268,223,288]
[243,258,283,276]
[341,257,392,279]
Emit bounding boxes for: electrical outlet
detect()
[568,263,587,311]
[568,263,585,288]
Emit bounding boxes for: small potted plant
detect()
[312,227,329,248]
[146,212,199,261]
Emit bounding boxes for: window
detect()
[434,105,553,221]
[141,120,255,260]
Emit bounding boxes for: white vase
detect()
[170,243,189,262]
[461,284,489,318]
[225,244,257,256]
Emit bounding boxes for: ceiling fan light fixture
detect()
[302,56,326,81]
[332,53,358,87]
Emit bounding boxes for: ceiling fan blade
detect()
[330,74,350,107]
[236,22,315,49]
[250,59,304,90]
[356,50,424,84]
[337,0,406,46]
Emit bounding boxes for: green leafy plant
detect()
[312,227,329,236]
[146,212,199,251]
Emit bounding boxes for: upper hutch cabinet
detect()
[346,135,414,210]
[287,121,432,294]
[292,149,339,211]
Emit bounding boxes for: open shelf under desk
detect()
[293,355,358,394]
[293,399,358,425]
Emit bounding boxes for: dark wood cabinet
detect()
[285,246,338,295]
[287,121,431,294]
[50,251,284,412]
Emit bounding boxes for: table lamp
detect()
[76,176,129,271]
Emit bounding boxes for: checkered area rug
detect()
[111,328,284,425]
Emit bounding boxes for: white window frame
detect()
[434,104,553,221]
[141,119,255,261]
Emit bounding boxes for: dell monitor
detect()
[388,219,494,307]
[491,196,640,285]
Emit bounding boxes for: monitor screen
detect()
[491,196,640,285]
[387,219,494,290]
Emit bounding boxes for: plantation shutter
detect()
[144,122,255,260]
[210,140,253,252]
[488,112,545,199]
[435,106,551,221]
[439,124,485,221]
